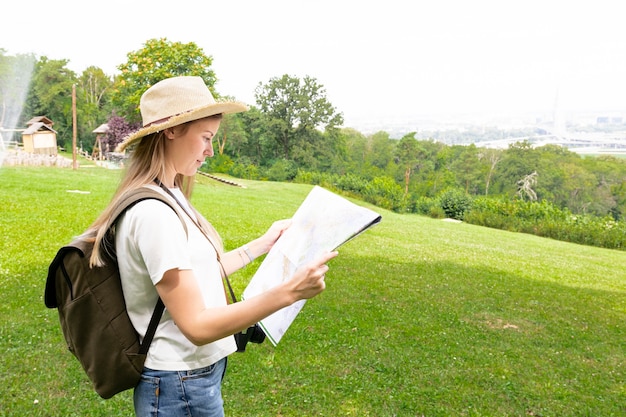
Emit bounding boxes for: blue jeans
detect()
[134,357,228,417]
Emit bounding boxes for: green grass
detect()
[1,165,625,416]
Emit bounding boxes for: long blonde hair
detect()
[86,117,223,267]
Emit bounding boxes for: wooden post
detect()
[72,84,77,169]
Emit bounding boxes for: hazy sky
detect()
[2,0,625,127]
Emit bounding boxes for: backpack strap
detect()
[109,187,188,235]
[109,187,189,352]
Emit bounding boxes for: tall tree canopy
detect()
[255,74,343,160]
[111,38,217,123]
[75,66,113,148]
[25,57,77,146]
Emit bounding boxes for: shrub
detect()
[230,162,260,180]
[439,188,473,220]
[335,173,367,194]
[267,159,298,181]
[363,176,406,211]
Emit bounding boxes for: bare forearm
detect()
[220,239,266,276]
[180,281,295,345]
[160,250,336,346]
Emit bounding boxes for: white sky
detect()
[2,0,625,127]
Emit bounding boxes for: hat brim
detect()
[116,101,248,152]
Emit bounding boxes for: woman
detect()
[86,76,337,416]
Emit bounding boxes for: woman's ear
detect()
[164,128,176,140]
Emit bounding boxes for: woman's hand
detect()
[283,251,339,302]
[251,219,292,257]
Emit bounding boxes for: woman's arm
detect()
[219,219,292,276]
[156,250,338,346]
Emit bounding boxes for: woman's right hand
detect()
[284,251,339,302]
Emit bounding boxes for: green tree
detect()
[559,163,598,214]
[414,140,449,197]
[476,147,503,196]
[111,38,217,122]
[215,112,248,157]
[25,57,77,147]
[75,66,113,152]
[493,141,540,197]
[229,106,286,167]
[394,132,420,195]
[450,144,484,194]
[342,128,368,175]
[254,74,343,160]
[367,131,395,176]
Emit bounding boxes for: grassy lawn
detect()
[1,165,625,416]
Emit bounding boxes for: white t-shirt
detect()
[116,185,237,370]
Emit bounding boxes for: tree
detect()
[394,133,420,195]
[254,74,343,160]
[75,67,113,151]
[477,148,502,196]
[25,57,77,147]
[215,112,248,156]
[111,38,217,122]
[517,171,538,201]
[450,144,484,194]
[367,131,395,175]
[101,113,140,154]
[493,141,539,197]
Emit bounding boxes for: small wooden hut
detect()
[92,123,109,160]
[22,116,57,155]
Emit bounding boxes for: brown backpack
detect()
[44,187,186,399]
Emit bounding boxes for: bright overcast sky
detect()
[2,0,625,127]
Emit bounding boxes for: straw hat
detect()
[116,76,248,152]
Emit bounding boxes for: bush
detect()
[410,195,443,218]
[230,162,260,180]
[335,173,367,194]
[464,197,626,250]
[439,188,473,220]
[203,154,234,174]
[363,176,406,211]
[267,159,298,181]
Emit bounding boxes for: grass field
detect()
[1,165,625,416]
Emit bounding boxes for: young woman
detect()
[85,76,337,416]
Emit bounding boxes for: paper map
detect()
[242,186,382,345]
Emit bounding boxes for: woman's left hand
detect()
[255,219,292,256]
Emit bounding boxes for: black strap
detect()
[139,298,165,354]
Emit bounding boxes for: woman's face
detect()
[165,117,222,177]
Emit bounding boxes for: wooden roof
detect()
[26,116,54,127]
[23,122,57,134]
[92,123,109,134]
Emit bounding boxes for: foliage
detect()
[266,158,298,181]
[214,112,248,156]
[254,74,343,160]
[25,57,77,147]
[101,113,140,153]
[465,197,626,249]
[411,195,445,218]
[394,132,420,194]
[111,38,217,122]
[363,176,406,211]
[6,48,626,251]
[439,188,473,220]
[74,67,114,151]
